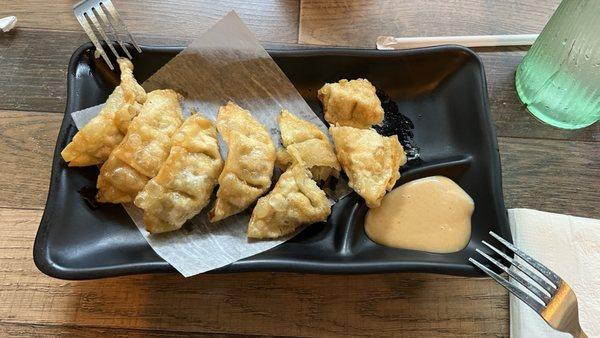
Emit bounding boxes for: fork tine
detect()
[475,248,551,304]
[489,231,562,286]
[86,10,120,60]
[75,13,114,70]
[102,0,142,53]
[482,240,556,295]
[96,4,132,59]
[469,257,545,314]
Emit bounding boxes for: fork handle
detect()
[573,329,588,338]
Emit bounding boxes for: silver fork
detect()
[73,0,141,70]
[470,231,588,338]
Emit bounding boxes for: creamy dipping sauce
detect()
[365,176,474,253]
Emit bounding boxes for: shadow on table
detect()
[67,272,507,336]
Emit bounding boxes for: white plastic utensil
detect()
[0,16,17,32]
[376,34,539,50]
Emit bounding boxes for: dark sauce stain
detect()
[182,221,195,233]
[78,185,102,210]
[374,90,421,161]
[326,176,339,191]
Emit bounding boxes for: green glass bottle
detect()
[515,0,600,129]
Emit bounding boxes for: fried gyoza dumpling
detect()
[317,78,384,129]
[275,110,340,181]
[61,58,146,166]
[330,125,406,208]
[134,114,223,233]
[247,165,330,239]
[208,102,276,222]
[96,89,184,203]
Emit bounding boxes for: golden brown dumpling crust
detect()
[96,89,184,203]
[61,58,146,166]
[209,102,276,222]
[330,125,407,208]
[317,78,384,129]
[134,114,223,234]
[278,109,327,146]
[247,165,330,239]
[276,110,340,181]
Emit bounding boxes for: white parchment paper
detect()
[70,12,326,277]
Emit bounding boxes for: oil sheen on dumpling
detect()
[317,78,384,129]
[134,114,223,234]
[96,89,184,203]
[61,58,146,166]
[208,102,276,222]
[248,165,330,239]
[330,125,407,208]
[275,110,340,181]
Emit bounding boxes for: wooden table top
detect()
[1,1,598,336]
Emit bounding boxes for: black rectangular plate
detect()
[34,44,510,280]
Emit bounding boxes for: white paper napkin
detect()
[509,208,600,338]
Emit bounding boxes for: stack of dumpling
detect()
[206,103,337,239]
[318,78,407,208]
[62,60,405,238]
[246,110,340,238]
[61,60,336,238]
[63,59,225,234]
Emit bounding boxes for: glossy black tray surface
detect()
[34,44,510,279]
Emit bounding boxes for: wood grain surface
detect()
[299,0,561,47]
[0,111,61,209]
[0,322,250,338]
[0,0,300,43]
[1,0,599,336]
